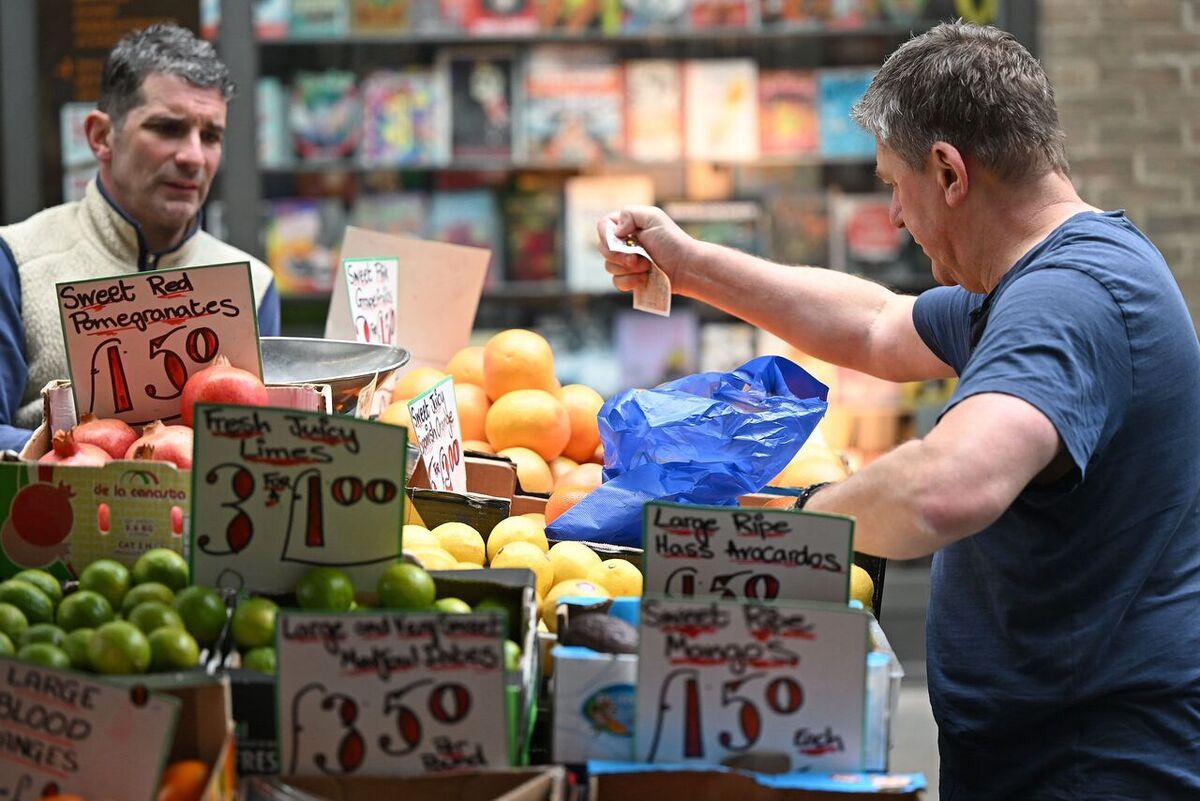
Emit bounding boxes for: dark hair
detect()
[851,21,1069,182]
[98,24,235,125]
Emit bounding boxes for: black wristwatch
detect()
[794,482,832,509]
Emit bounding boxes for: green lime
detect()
[120,582,176,616]
[0,632,13,657]
[231,597,278,650]
[127,601,184,635]
[78,559,131,610]
[18,623,66,649]
[18,642,70,669]
[504,639,522,672]
[242,646,277,675]
[87,621,151,675]
[56,590,115,631]
[434,597,472,614]
[12,569,63,606]
[295,567,355,611]
[174,586,227,648]
[376,563,436,609]
[62,628,94,670]
[0,580,54,625]
[148,627,200,672]
[131,548,189,591]
[0,602,29,643]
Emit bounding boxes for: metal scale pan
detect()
[260,337,410,415]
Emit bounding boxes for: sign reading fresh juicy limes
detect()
[0,659,179,800]
[56,262,262,426]
[276,609,510,776]
[642,502,854,604]
[190,404,407,594]
[343,257,398,345]
[635,597,869,771]
[406,376,466,494]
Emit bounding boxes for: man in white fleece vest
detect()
[0,24,279,451]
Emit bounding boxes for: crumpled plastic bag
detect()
[545,355,828,547]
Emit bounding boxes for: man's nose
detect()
[889,194,905,229]
[176,130,204,170]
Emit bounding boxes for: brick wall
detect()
[1039,0,1200,328]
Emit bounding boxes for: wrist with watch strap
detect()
[794,481,832,509]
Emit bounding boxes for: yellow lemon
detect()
[850,564,875,611]
[585,559,643,597]
[522,512,547,527]
[431,522,486,566]
[487,516,549,562]
[540,579,609,633]
[547,541,602,583]
[491,542,554,597]
[407,548,458,572]
[454,562,483,571]
[402,525,438,551]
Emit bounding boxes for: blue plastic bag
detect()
[546,355,828,547]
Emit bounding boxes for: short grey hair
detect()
[851,21,1069,183]
[98,24,235,126]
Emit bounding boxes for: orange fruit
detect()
[559,462,603,490]
[378,399,419,444]
[497,447,554,494]
[454,382,491,442]
[771,456,849,488]
[557,384,604,463]
[483,329,558,400]
[485,389,570,461]
[590,442,605,464]
[463,438,494,454]
[40,796,86,801]
[157,758,209,801]
[446,345,485,387]
[394,366,446,400]
[549,456,579,485]
[760,495,798,509]
[545,485,592,524]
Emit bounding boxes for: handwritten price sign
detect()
[56,262,261,426]
[635,597,869,771]
[0,659,179,801]
[406,377,465,494]
[190,404,408,595]
[277,610,510,777]
[643,502,854,604]
[343,257,398,345]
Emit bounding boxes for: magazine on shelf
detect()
[829,192,930,287]
[618,0,688,31]
[256,77,291,168]
[818,68,877,158]
[503,189,562,284]
[689,0,755,28]
[563,174,655,293]
[290,0,349,36]
[266,198,347,295]
[662,199,765,256]
[766,191,829,267]
[253,0,290,39]
[467,0,539,33]
[684,59,760,162]
[758,69,819,158]
[534,0,621,32]
[624,59,683,163]
[436,48,520,162]
[360,68,443,166]
[523,45,624,166]
[827,0,882,28]
[614,307,700,388]
[349,0,411,32]
[290,70,362,161]
[351,192,429,238]
[428,189,505,288]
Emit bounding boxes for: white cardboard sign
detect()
[325,228,490,371]
[277,610,510,777]
[406,377,465,494]
[635,597,869,771]
[643,502,853,605]
[56,262,261,427]
[0,659,179,801]
[343,257,399,345]
[189,404,407,595]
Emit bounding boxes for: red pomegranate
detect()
[125,421,194,469]
[39,430,112,466]
[180,355,268,427]
[71,413,138,459]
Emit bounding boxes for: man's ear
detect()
[931,141,969,207]
[84,110,115,163]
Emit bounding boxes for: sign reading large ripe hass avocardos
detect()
[56,262,261,427]
[277,610,510,777]
[190,404,407,595]
[0,659,179,801]
[642,502,854,604]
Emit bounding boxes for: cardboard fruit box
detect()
[249,765,566,801]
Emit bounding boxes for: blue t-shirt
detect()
[913,211,1200,800]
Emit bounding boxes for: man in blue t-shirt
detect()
[596,21,1200,801]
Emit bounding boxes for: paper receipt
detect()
[605,219,671,317]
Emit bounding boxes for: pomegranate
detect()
[71,413,138,459]
[9,480,75,548]
[39,430,112,466]
[180,355,268,427]
[125,421,194,469]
